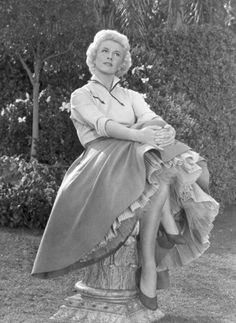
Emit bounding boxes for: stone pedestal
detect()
[50,237,165,322]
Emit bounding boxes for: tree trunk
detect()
[167,0,186,31]
[174,0,185,31]
[30,59,41,159]
[94,0,116,28]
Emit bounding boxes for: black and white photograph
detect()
[0,1,235,322]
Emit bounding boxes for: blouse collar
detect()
[90,75,120,92]
[89,75,125,107]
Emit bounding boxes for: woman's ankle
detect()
[140,263,157,297]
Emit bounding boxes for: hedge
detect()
[0,155,63,228]
[127,25,236,205]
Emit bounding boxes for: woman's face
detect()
[94,40,124,76]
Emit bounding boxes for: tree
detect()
[94,0,117,29]
[167,0,235,30]
[95,0,236,39]
[93,0,163,44]
[184,0,227,26]
[225,0,236,33]
[0,0,96,158]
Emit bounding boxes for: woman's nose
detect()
[107,52,112,60]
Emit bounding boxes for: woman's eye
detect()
[102,49,108,53]
[115,52,120,57]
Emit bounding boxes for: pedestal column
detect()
[50,237,164,322]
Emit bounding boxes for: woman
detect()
[32,30,219,311]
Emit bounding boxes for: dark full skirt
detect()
[31,136,219,281]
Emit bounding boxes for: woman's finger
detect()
[148,125,163,131]
[155,134,166,140]
[155,130,168,136]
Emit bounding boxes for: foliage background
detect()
[129,25,236,205]
[0,0,235,228]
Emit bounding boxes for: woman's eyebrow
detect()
[101,47,121,53]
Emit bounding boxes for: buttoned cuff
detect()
[96,116,111,137]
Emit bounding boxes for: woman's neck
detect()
[93,71,114,91]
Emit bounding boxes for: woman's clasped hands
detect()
[136,125,176,150]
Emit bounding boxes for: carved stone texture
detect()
[82,236,139,290]
[50,237,165,322]
[51,295,165,323]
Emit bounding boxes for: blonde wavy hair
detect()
[86,30,132,77]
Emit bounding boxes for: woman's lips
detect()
[104,62,112,66]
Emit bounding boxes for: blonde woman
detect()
[32,30,219,311]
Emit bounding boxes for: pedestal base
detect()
[50,290,165,323]
[50,239,165,322]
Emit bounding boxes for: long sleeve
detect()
[129,90,177,144]
[130,90,164,123]
[70,88,110,137]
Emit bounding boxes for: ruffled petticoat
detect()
[31,137,219,279]
[80,145,219,272]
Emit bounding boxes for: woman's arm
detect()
[128,90,176,146]
[71,87,175,147]
[106,120,165,149]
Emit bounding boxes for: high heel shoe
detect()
[166,233,186,245]
[135,267,158,311]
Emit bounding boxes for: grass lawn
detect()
[0,205,235,323]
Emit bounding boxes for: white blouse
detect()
[70,75,162,147]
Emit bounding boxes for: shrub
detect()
[0,155,65,228]
[0,87,84,165]
[126,25,236,205]
[0,53,31,108]
[0,95,32,158]
[36,86,84,165]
